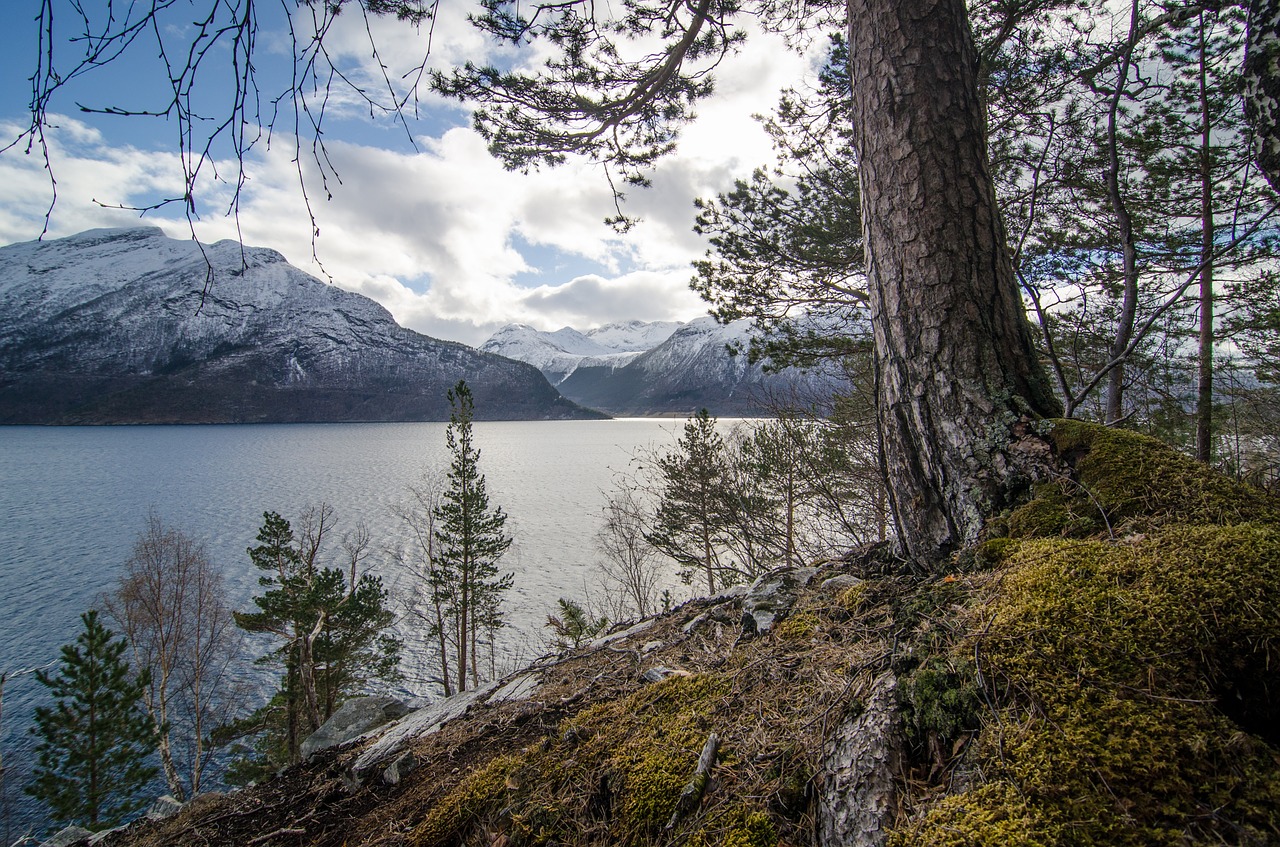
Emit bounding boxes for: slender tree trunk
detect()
[846,0,1062,563]
[457,575,469,694]
[300,613,325,732]
[286,654,300,763]
[702,509,716,594]
[1104,0,1143,424]
[1197,12,1216,464]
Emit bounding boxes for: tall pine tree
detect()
[432,381,513,694]
[26,610,157,832]
[646,409,736,594]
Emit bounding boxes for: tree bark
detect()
[817,671,900,847]
[1245,0,1280,191]
[846,0,1062,563]
[1196,12,1215,464]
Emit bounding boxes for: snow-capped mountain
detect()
[0,228,598,423]
[485,316,847,416]
[480,320,682,385]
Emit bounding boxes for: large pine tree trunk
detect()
[1245,0,1280,191]
[846,0,1061,563]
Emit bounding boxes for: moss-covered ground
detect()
[896,421,1280,846]
[103,421,1279,847]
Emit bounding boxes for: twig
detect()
[665,732,720,831]
[248,826,307,845]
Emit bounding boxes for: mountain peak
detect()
[0,229,602,423]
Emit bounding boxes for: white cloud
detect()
[0,16,831,347]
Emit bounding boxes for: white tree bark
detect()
[817,671,901,847]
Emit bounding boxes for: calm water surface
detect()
[0,420,683,832]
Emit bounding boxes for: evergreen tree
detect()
[431,381,514,694]
[26,610,157,832]
[646,409,737,594]
[229,506,400,780]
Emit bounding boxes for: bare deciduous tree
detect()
[101,513,243,800]
[595,481,667,619]
[390,474,456,695]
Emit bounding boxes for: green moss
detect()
[773,611,819,639]
[1009,421,1280,539]
[686,807,779,847]
[897,523,1280,846]
[411,753,523,846]
[836,583,866,610]
[722,809,778,847]
[974,536,1019,566]
[900,656,981,751]
[891,782,1060,847]
[412,674,730,847]
[1006,481,1100,538]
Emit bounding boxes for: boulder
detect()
[300,696,412,760]
[381,751,419,785]
[740,567,818,637]
[39,826,92,847]
[145,795,183,820]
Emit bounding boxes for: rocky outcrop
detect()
[300,697,412,761]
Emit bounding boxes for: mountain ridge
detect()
[483,317,847,416]
[0,228,601,424]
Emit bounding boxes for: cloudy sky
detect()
[0,1,827,345]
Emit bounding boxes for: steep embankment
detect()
[93,422,1279,847]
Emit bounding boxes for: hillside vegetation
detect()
[97,421,1279,847]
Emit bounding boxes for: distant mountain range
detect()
[482,317,847,416]
[0,228,598,424]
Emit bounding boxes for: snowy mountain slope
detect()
[487,316,848,416]
[480,320,681,385]
[0,228,599,423]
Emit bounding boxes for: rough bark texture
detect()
[847,0,1062,562]
[817,671,901,847]
[1246,0,1280,191]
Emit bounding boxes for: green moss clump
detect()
[686,807,779,847]
[900,656,981,753]
[1008,421,1280,539]
[722,809,778,847]
[411,753,523,845]
[837,583,866,610]
[896,523,1280,846]
[1006,481,1100,538]
[773,611,819,640]
[412,674,729,847]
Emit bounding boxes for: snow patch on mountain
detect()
[480,320,682,385]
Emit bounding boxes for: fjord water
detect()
[0,420,680,830]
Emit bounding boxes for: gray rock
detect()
[821,574,864,593]
[640,666,688,684]
[741,567,818,637]
[589,617,658,648]
[381,751,419,785]
[352,681,495,777]
[487,673,540,704]
[145,794,183,820]
[39,826,92,847]
[301,696,412,760]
